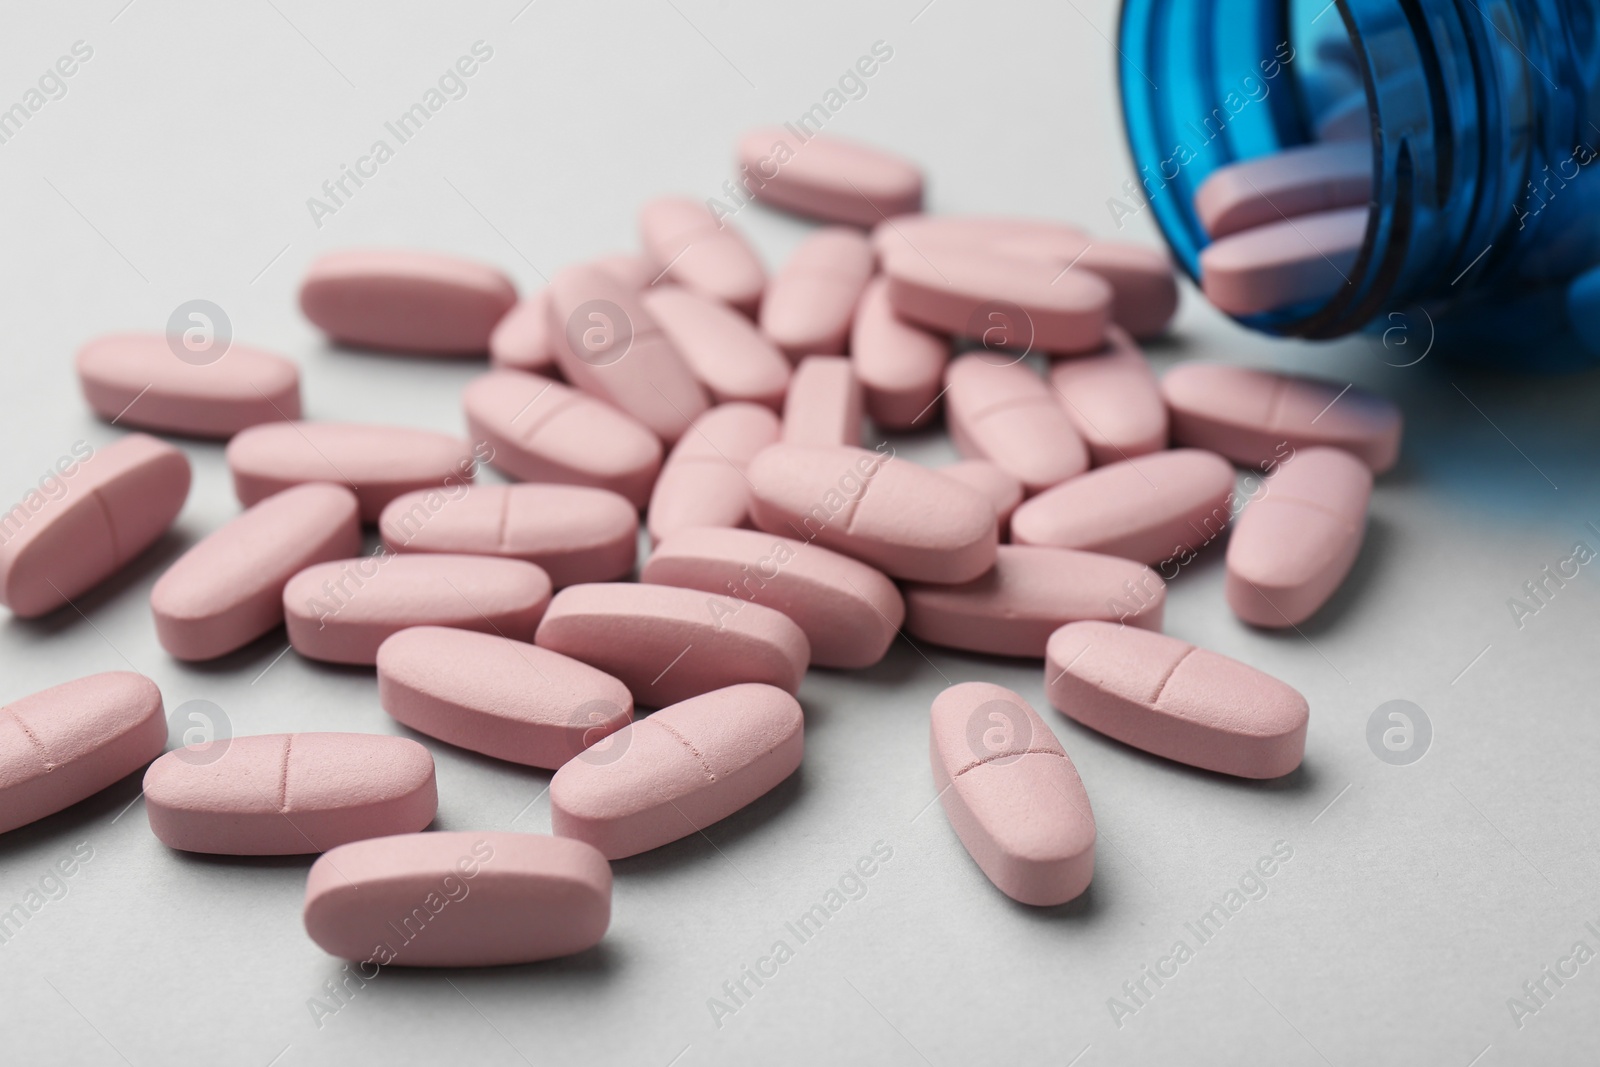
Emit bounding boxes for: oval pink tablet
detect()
[945,355,1089,493]
[0,434,190,619]
[226,422,474,523]
[377,626,632,769]
[534,582,808,708]
[283,554,551,665]
[152,483,362,660]
[747,444,997,583]
[0,672,166,834]
[380,484,636,588]
[144,733,436,855]
[463,370,663,508]
[849,276,948,429]
[1011,450,1235,566]
[992,234,1180,340]
[299,249,516,355]
[738,127,923,228]
[1199,205,1368,316]
[551,683,803,859]
[1160,362,1402,473]
[592,252,658,291]
[1047,327,1168,464]
[488,289,555,373]
[782,356,863,447]
[646,402,780,542]
[1226,447,1371,627]
[1045,621,1309,779]
[871,215,1089,261]
[930,682,1094,906]
[1195,142,1373,239]
[638,196,766,314]
[304,831,611,967]
[939,461,1023,538]
[904,544,1163,657]
[75,333,301,439]
[642,285,791,409]
[641,526,904,669]
[758,228,876,359]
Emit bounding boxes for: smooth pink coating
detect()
[1195,142,1373,239]
[782,356,863,447]
[849,276,948,429]
[758,228,876,359]
[944,355,1089,493]
[1199,206,1368,316]
[990,233,1180,340]
[488,289,555,373]
[638,196,765,313]
[1047,327,1168,464]
[299,249,516,356]
[647,403,781,542]
[871,216,1088,260]
[737,127,923,228]
[643,285,791,409]
[938,461,1023,538]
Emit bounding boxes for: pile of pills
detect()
[0,126,1402,962]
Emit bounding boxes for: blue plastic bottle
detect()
[1117,0,1600,370]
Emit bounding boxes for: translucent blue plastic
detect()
[1117,0,1600,370]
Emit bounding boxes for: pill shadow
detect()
[361,939,624,992]
[1000,880,1103,924]
[606,769,806,884]
[0,769,146,862]
[2,528,191,639]
[171,626,295,677]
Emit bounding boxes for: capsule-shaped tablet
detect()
[299,249,516,355]
[642,526,904,669]
[647,403,780,542]
[152,483,362,661]
[930,682,1094,906]
[379,484,636,588]
[1045,621,1309,778]
[939,461,1023,538]
[534,582,809,708]
[871,216,1088,260]
[638,196,765,314]
[759,228,876,359]
[904,545,1163,657]
[488,289,555,373]
[0,672,167,834]
[144,733,436,855]
[1195,142,1373,240]
[75,333,301,440]
[377,626,632,769]
[283,554,552,665]
[1226,447,1371,627]
[1199,206,1367,316]
[747,444,998,583]
[849,276,948,429]
[546,263,709,443]
[1,434,190,618]
[304,831,611,967]
[992,234,1180,340]
[226,422,474,523]
[945,355,1088,493]
[551,683,803,859]
[782,356,863,447]
[1011,450,1235,566]
[642,285,791,409]
[591,252,658,291]
[1047,327,1168,464]
[737,127,923,228]
[1160,362,1402,473]
[463,370,663,509]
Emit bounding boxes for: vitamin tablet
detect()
[938,461,1023,537]
[299,249,516,355]
[1046,327,1168,464]
[592,252,657,291]
[849,276,948,429]
[758,228,876,359]
[647,402,780,542]
[992,234,1180,340]
[1195,142,1373,239]
[872,215,1087,261]
[782,356,864,447]
[945,354,1089,493]
[737,126,923,227]
[488,289,555,373]
[638,196,765,313]
[642,285,791,409]
[1199,206,1367,315]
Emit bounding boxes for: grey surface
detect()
[2,2,1599,1065]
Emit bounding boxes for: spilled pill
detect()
[782,356,863,447]
[759,227,876,359]
[737,126,923,227]
[849,276,948,429]
[992,233,1180,340]
[299,249,516,356]
[1046,327,1168,464]
[488,288,556,374]
[945,354,1089,493]
[643,285,791,409]
[1195,141,1372,239]
[872,215,1087,260]
[647,402,780,542]
[639,196,766,314]
[1199,205,1368,316]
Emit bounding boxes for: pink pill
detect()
[737,127,923,228]
[939,461,1023,538]
[1,434,190,619]
[641,526,904,670]
[144,733,436,855]
[534,582,809,708]
[488,289,555,374]
[551,683,803,859]
[1011,450,1236,566]
[152,483,362,661]
[546,263,709,444]
[748,444,998,583]
[226,422,473,523]
[904,544,1164,657]
[75,333,301,440]
[591,252,658,291]
[759,228,876,359]
[642,285,791,409]
[945,355,1089,493]
[380,484,636,588]
[1047,327,1168,464]
[1045,621,1309,779]
[872,215,1088,260]
[1195,142,1373,239]
[377,626,632,769]
[304,831,611,967]
[299,249,516,355]
[463,369,663,509]
[849,276,948,429]
[0,672,167,835]
[782,356,864,447]
[647,402,780,542]
[1161,362,1402,473]
[993,234,1180,340]
[1226,446,1371,627]
[930,682,1094,906]
[638,196,765,314]
[1200,206,1367,316]
[283,554,552,665]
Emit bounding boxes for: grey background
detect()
[2,2,1599,1065]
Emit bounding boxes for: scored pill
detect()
[647,403,780,542]
[782,356,864,448]
[759,228,876,359]
[1047,327,1168,464]
[849,276,949,430]
[639,196,766,314]
[945,354,1089,493]
[643,285,791,409]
